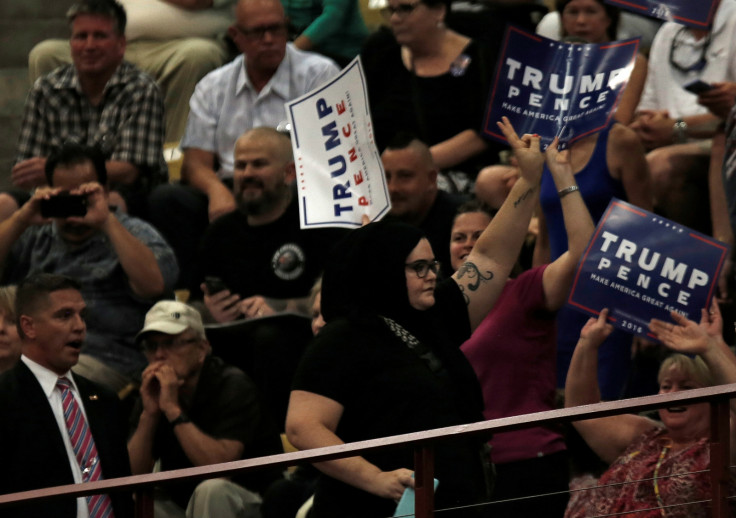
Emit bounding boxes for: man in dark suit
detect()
[0,273,133,518]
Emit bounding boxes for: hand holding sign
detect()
[579,308,615,349]
[286,58,391,229]
[544,137,574,180]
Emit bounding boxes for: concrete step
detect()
[0,20,69,68]
[0,68,31,116]
[0,68,29,189]
[0,1,73,19]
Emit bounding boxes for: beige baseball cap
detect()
[136,300,205,340]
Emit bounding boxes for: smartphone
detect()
[40,193,87,218]
[683,79,714,95]
[204,276,229,295]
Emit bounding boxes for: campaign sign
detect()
[287,57,391,229]
[604,0,718,29]
[568,199,730,340]
[482,26,638,150]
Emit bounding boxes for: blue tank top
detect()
[539,121,626,260]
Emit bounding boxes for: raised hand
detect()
[579,308,614,348]
[649,310,712,356]
[496,116,543,185]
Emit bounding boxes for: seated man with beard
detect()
[193,127,343,322]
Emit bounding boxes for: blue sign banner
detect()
[568,199,730,340]
[482,26,639,150]
[604,0,718,29]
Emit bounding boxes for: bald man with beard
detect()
[193,127,343,323]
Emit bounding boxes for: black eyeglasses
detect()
[405,259,441,278]
[380,1,422,19]
[236,23,289,40]
[140,337,199,354]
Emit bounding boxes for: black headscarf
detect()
[320,221,485,427]
[321,221,433,340]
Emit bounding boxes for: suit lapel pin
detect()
[89,394,99,401]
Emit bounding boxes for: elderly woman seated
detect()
[564,304,736,517]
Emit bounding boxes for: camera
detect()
[40,192,88,218]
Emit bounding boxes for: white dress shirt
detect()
[21,355,90,518]
[180,43,340,179]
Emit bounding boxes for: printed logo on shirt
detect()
[271,243,306,281]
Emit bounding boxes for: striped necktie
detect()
[56,377,115,518]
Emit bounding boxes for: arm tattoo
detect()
[513,187,534,208]
[456,261,494,305]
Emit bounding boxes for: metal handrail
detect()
[2,383,735,517]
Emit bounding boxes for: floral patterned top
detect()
[566,427,731,518]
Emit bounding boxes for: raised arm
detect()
[540,141,595,310]
[285,390,414,500]
[72,183,169,299]
[565,309,658,463]
[451,118,542,331]
[650,303,736,409]
[0,188,56,271]
[650,302,736,462]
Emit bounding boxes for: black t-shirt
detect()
[192,198,344,297]
[361,27,501,176]
[129,356,283,508]
[292,280,487,518]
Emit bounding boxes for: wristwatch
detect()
[169,411,190,427]
[673,118,688,143]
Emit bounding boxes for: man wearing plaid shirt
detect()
[5,0,167,219]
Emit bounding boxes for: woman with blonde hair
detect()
[564,304,736,517]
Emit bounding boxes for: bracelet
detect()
[673,118,688,143]
[558,185,580,198]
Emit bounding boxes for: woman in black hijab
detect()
[286,119,544,518]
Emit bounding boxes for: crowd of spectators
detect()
[3,0,736,516]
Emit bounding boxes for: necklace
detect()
[653,438,673,517]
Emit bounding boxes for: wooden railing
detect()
[2,383,735,518]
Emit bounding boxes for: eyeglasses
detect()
[380,1,422,19]
[236,23,289,40]
[141,337,200,354]
[405,259,441,278]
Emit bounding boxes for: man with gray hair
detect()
[6,0,167,219]
[127,300,283,518]
[148,0,340,286]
